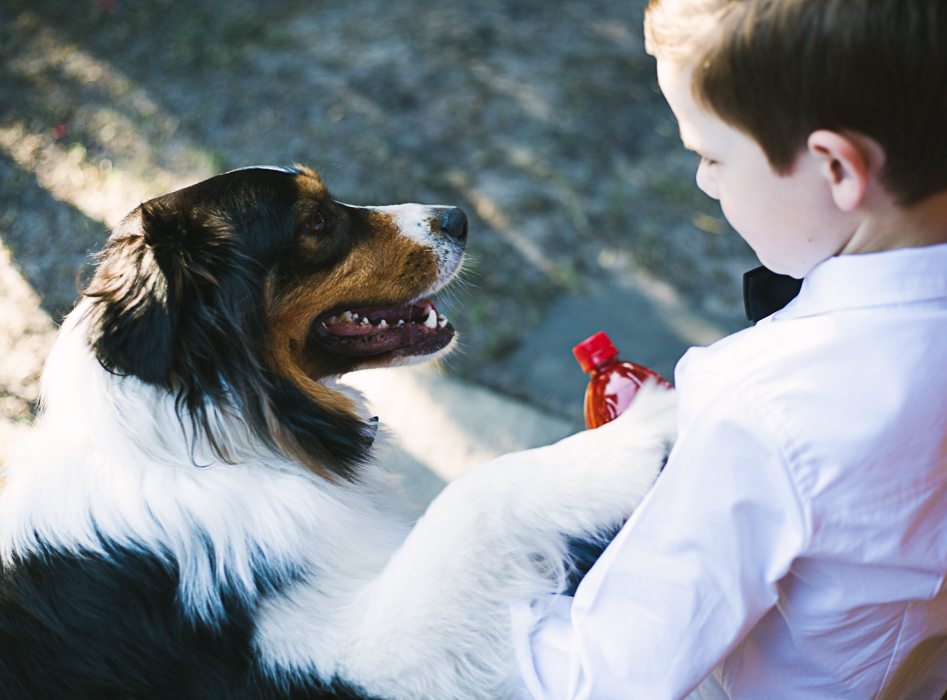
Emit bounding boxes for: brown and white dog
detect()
[0,166,675,700]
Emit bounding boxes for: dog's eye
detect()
[305,209,327,233]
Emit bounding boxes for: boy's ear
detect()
[807,130,872,212]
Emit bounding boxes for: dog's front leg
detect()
[338,385,677,700]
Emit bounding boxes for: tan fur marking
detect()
[264,221,437,380]
[263,281,353,480]
[262,169,449,473]
[265,280,357,416]
[292,166,327,201]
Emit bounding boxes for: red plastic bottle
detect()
[573,331,672,429]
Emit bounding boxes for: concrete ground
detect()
[342,365,575,517]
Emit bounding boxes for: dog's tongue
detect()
[314,298,453,356]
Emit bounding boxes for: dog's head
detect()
[81,166,467,479]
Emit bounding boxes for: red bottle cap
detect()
[572,331,618,373]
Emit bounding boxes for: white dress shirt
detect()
[512,244,947,700]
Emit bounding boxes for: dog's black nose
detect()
[439,208,468,242]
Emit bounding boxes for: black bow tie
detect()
[743,266,803,323]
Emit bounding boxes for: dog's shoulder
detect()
[0,543,382,699]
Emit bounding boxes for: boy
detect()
[510,0,947,698]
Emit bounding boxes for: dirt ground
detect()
[0,0,758,437]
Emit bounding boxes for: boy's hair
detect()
[644,0,947,206]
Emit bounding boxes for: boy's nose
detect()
[696,161,720,200]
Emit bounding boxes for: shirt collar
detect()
[774,243,947,320]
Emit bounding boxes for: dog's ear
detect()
[85,200,218,385]
[141,200,225,298]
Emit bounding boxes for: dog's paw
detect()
[559,379,676,466]
[600,379,678,452]
[465,381,676,539]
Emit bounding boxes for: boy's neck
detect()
[842,187,947,256]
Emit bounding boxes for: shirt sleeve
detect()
[512,385,809,700]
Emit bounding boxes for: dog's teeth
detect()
[378,319,388,328]
[424,308,438,329]
[438,314,448,329]
[360,317,371,327]
[341,311,354,323]
[327,315,339,324]
[397,319,405,326]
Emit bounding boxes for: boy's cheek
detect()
[717,197,768,261]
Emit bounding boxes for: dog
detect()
[0,166,676,700]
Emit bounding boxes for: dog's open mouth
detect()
[310,298,454,357]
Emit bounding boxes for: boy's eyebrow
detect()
[678,127,698,152]
[681,133,714,158]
